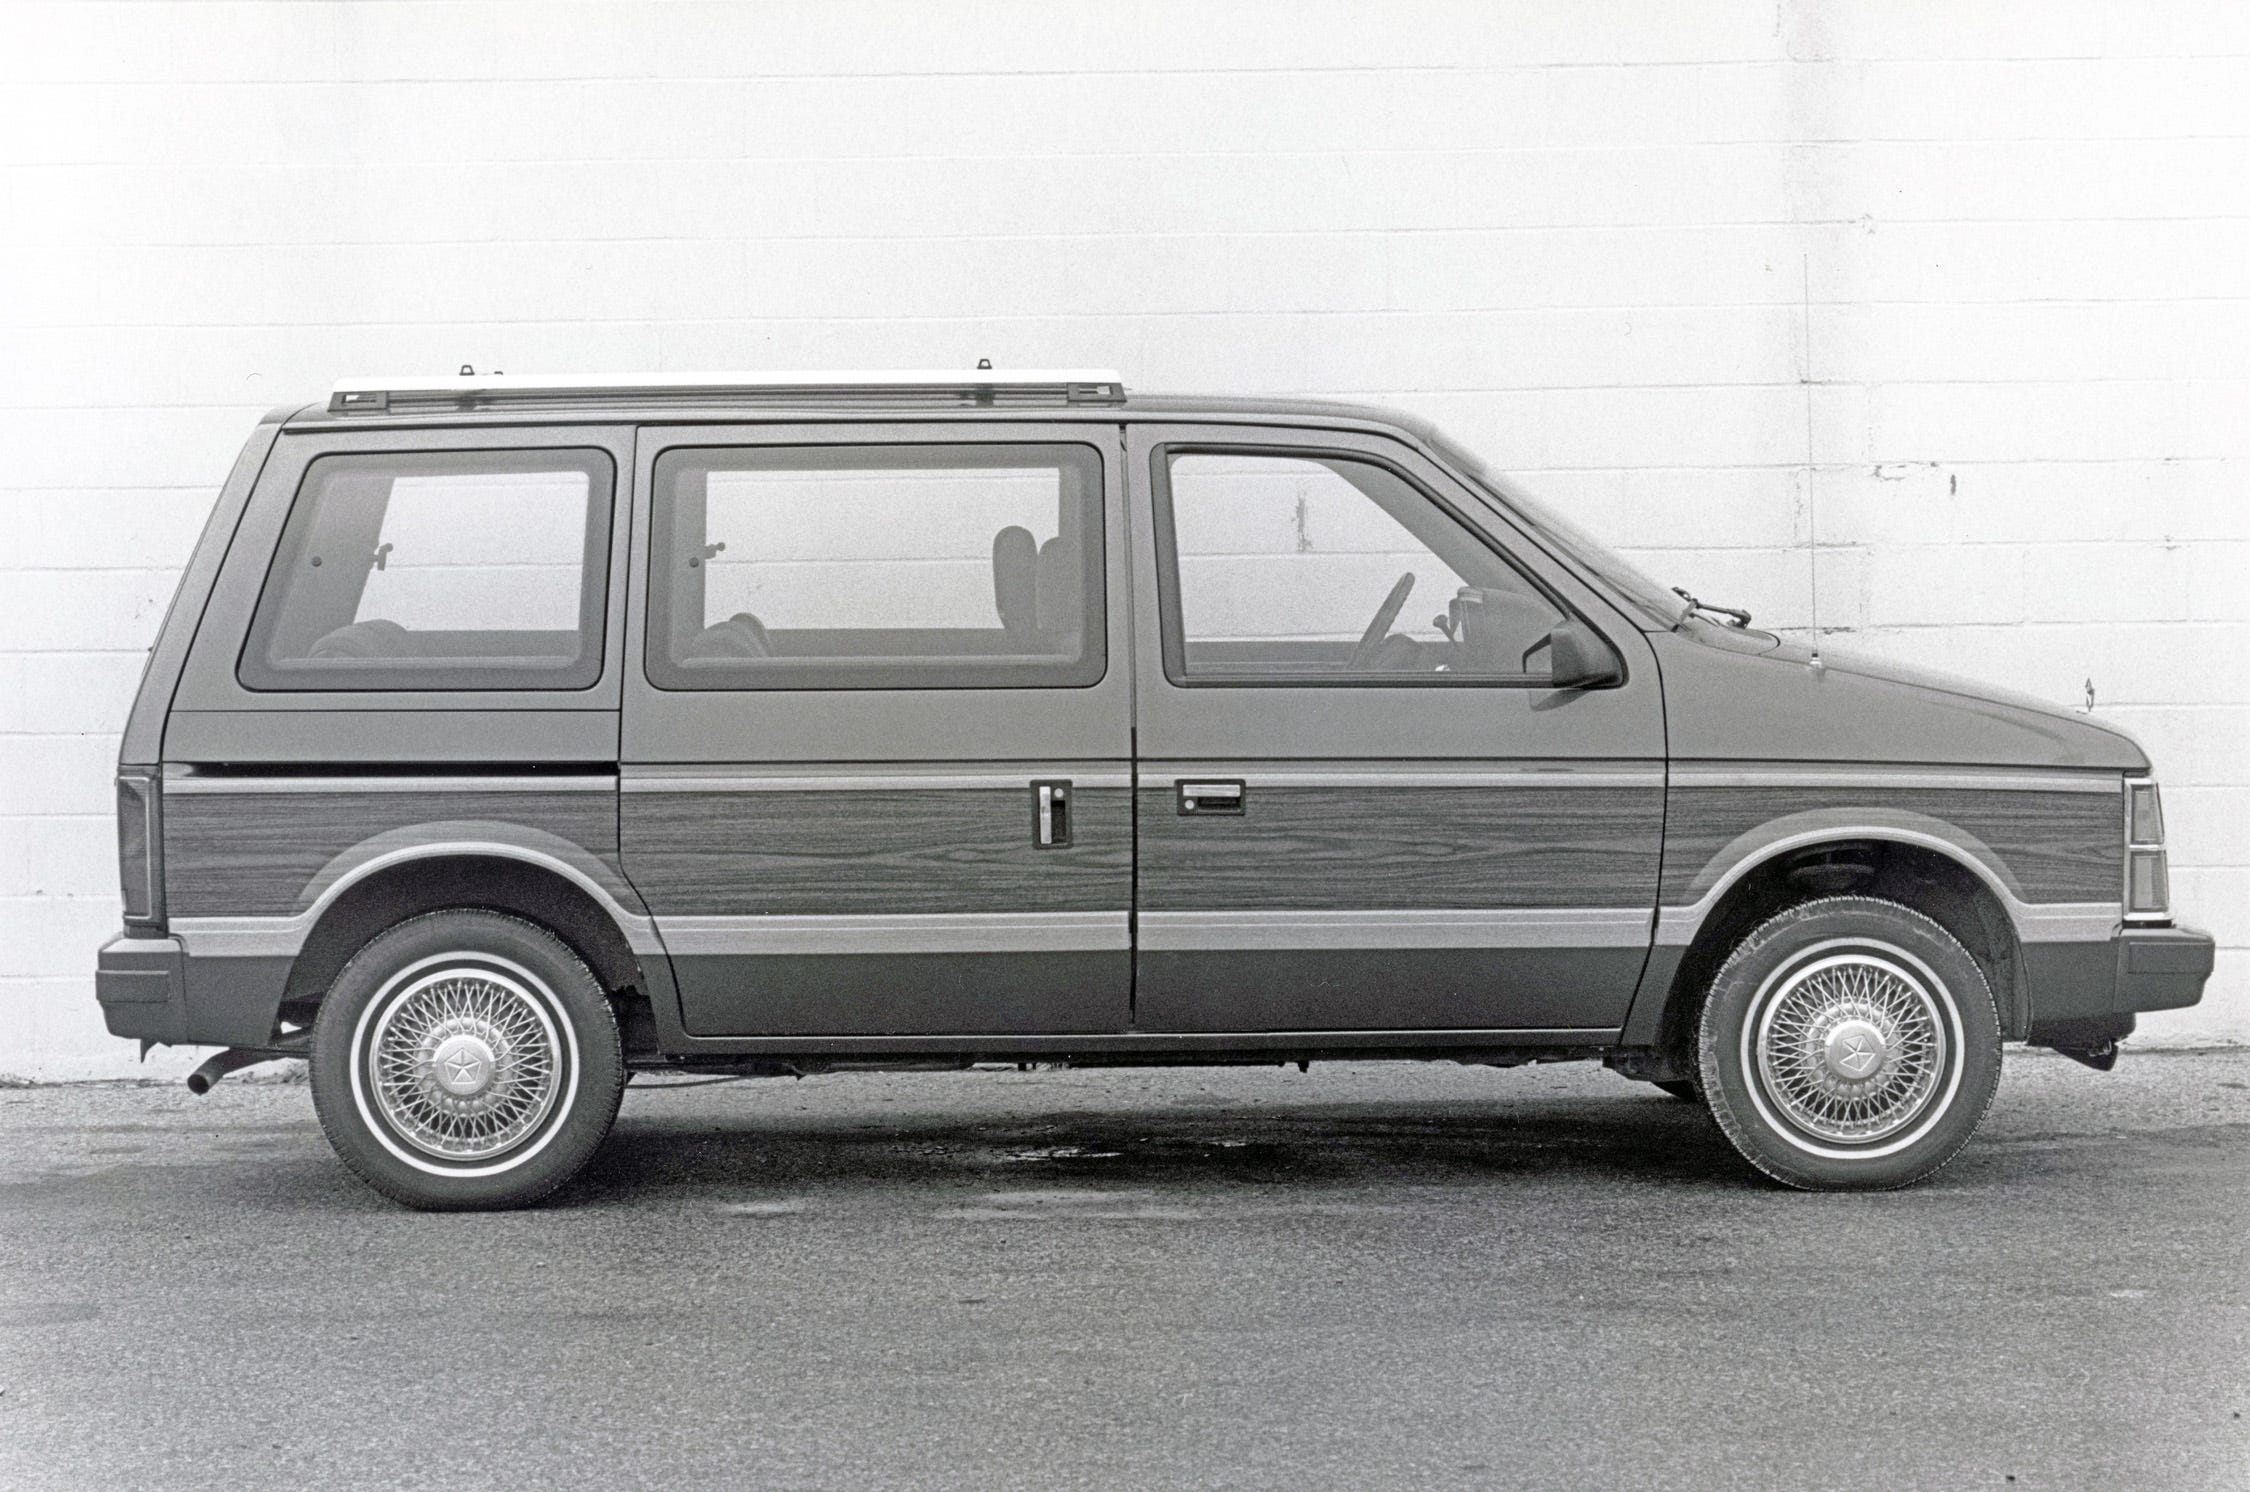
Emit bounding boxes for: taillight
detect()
[2124,777,2168,923]
[116,768,164,931]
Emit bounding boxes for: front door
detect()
[621,423,1133,1036]
[1127,423,1666,1036]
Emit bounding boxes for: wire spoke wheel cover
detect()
[1740,940,1964,1160]
[349,953,578,1175]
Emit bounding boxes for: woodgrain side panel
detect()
[1660,785,2124,904]
[165,789,621,916]
[1135,784,1664,912]
[623,786,1131,915]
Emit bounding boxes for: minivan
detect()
[97,369,2213,1208]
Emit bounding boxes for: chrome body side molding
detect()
[1654,818,2120,948]
[657,911,1130,957]
[174,840,665,960]
[1667,765,2119,795]
[1138,908,1653,951]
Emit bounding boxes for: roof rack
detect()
[327,368,1128,416]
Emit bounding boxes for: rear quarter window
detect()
[237,449,615,692]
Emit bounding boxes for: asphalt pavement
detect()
[1,1051,2245,1492]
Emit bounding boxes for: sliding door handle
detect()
[1032,779,1072,847]
[1176,779,1245,816]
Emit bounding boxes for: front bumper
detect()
[2023,922,2214,1047]
[2114,924,2215,1013]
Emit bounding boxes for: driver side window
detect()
[1155,449,1566,684]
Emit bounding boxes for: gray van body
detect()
[96,384,2212,1077]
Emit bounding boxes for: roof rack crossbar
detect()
[327,369,1127,415]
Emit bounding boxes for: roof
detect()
[325,368,1126,415]
[289,370,1430,439]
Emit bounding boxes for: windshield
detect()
[1430,433,1691,628]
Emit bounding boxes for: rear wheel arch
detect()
[283,854,646,1026]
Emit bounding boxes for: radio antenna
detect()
[1801,252,1823,670]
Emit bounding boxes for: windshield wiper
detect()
[1672,586,1753,629]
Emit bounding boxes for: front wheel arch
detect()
[1652,837,2028,1071]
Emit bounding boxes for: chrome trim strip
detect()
[1145,763,1664,791]
[171,916,310,960]
[175,842,666,960]
[658,911,1130,956]
[163,775,616,795]
[1248,771,1660,791]
[1653,819,2120,950]
[2016,903,2124,943]
[623,771,1133,793]
[1669,767,2119,794]
[1653,901,2119,948]
[1675,811,2026,905]
[1138,908,1653,952]
[1654,818,2123,948]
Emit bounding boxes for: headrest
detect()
[681,612,772,660]
[307,618,410,658]
[993,526,1038,634]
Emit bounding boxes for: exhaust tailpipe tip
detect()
[185,1047,274,1095]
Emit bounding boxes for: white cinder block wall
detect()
[2,1,2244,1079]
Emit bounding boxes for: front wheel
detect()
[1697,896,2001,1191]
[310,910,625,1210]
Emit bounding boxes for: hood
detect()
[1653,620,2147,772]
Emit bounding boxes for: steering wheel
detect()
[1346,572,1416,670]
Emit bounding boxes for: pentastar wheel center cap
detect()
[1821,1019,1889,1084]
[430,1033,498,1098]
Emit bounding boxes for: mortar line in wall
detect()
[18,137,2250,165]
[24,299,2250,331]
[26,56,2250,86]
[19,219,2250,246]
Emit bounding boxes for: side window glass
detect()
[646,443,1105,691]
[1157,450,1567,684]
[238,449,614,692]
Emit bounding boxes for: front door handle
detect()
[1032,779,1072,847]
[1176,779,1245,816]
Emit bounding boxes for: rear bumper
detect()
[96,932,187,1044]
[97,930,295,1049]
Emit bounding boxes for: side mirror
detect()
[1532,619,1623,689]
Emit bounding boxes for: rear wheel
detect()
[310,909,625,1210]
[1696,896,2001,1190]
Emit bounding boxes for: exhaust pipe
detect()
[186,1046,282,1095]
